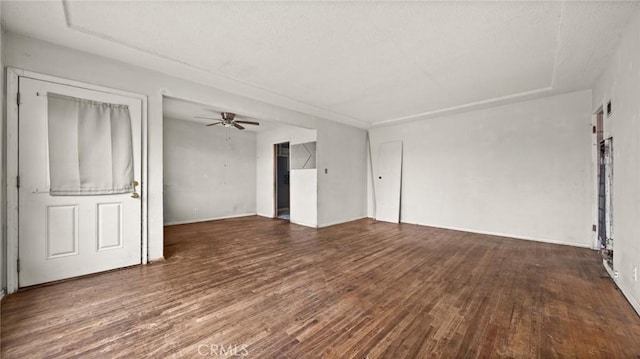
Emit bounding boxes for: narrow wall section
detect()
[592,7,640,313]
[315,120,368,227]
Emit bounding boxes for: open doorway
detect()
[595,107,614,270]
[599,138,614,270]
[275,142,290,220]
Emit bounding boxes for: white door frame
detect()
[274,141,290,218]
[6,67,149,294]
[591,107,602,250]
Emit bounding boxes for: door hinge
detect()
[17,259,20,273]
[17,92,20,106]
[592,125,596,134]
[592,224,597,232]
[16,176,20,188]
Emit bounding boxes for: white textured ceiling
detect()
[2,1,638,128]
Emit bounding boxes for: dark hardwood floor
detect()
[2,216,640,358]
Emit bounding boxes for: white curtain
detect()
[48,93,134,195]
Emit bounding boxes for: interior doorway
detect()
[595,108,614,270]
[275,142,290,220]
[599,137,614,269]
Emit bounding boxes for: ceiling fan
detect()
[195,112,260,130]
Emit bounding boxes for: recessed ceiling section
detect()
[162,96,260,132]
[3,1,638,126]
[163,96,277,133]
[64,1,560,124]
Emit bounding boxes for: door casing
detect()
[273,142,290,218]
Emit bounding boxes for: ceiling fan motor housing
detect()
[221,112,236,121]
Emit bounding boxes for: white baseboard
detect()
[423,222,593,248]
[602,260,640,316]
[164,213,256,226]
[257,214,364,228]
[317,216,367,228]
[610,276,640,317]
[603,259,617,278]
[256,212,317,228]
[393,220,593,249]
[148,256,165,263]
[616,282,640,316]
[0,289,6,301]
[290,219,317,228]
[257,214,365,229]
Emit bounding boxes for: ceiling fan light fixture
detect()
[197,111,260,130]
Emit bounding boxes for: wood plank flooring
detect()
[2,216,640,358]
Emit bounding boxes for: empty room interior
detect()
[2,0,640,357]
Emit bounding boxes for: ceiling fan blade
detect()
[232,123,245,130]
[206,122,223,126]
[195,116,218,120]
[234,120,260,126]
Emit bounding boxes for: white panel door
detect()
[375,141,403,223]
[18,77,142,287]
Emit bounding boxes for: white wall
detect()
[256,126,317,226]
[2,32,362,262]
[368,90,594,247]
[315,120,368,227]
[290,170,317,227]
[163,117,256,225]
[592,7,640,314]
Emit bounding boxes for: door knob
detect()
[131,180,140,198]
